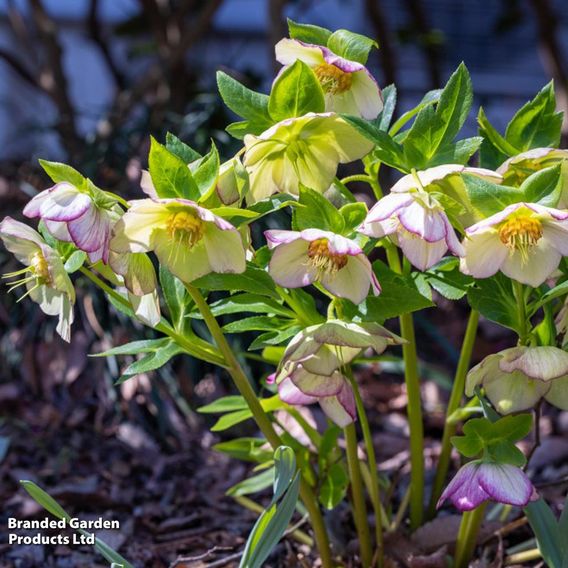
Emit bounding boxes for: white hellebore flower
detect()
[275,39,383,119]
[466,346,568,414]
[243,112,373,203]
[1,217,75,341]
[265,228,380,304]
[460,202,568,287]
[358,190,464,271]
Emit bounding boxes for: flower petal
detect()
[484,370,550,414]
[478,463,533,507]
[437,462,489,511]
[499,346,568,381]
[460,231,508,278]
[203,224,246,275]
[350,70,383,120]
[268,239,316,288]
[274,38,326,67]
[278,377,318,405]
[320,254,373,304]
[319,382,356,427]
[544,376,568,410]
[25,183,92,222]
[290,365,345,397]
[399,233,448,271]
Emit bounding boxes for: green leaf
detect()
[327,29,377,65]
[239,447,301,568]
[424,257,473,300]
[64,250,86,274]
[223,315,292,334]
[216,194,297,227]
[117,340,182,383]
[193,263,278,299]
[487,441,527,467]
[390,89,442,137]
[506,81,563,151]
[467,273,520,332]
[148,136,199,200]
[214,438,273,463]
[376,84,397,131]
[430,137,483,166]
[208,398,285,433]
[225,120,263,139]
[521,164,562,206]
[268,60,325,121]
[93,338,170,357]
[292,185,345,233]
[287,18,331,45]
[248,326,303,350]
[462,173,524,216]
[319,462,349,509]
[355,260,434,321]
[477,107,520,168]
[165,132,201,163]
[227,468,275,497]
[525,499,564,568]
[159,266,190,331]
[532,279,568,312]
[339,202,368,231]
[206,293,295,318]
[198,395,248,414]
[217,71,272,125]
[193,142,220,201]
[39,159,86,188]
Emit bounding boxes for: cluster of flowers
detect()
[2,34,566,513]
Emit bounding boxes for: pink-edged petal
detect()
[460,231,508,278]
[466,203,534,236]
[265,229,302,249]
[67,207,110,253]
[25,183,92,222]
[542,220,568,255]
[320,254,375,304]
[498,346,568,381]
[478,463,533,507]
[44,219,72,242]
[278,377,318,405]
[364,192,414,224]
[437,462,489,511]
[269,239,316,288]
[203,224,246,274]
[290,366,345,397]
[0,217,44,262]
[324,233,363,256]
[501,239,561,287]
[443,216,465,256]
[140,170,158,198]
[319,382,356,427]
[398,201,447,242]
[350,69,383,120]
[399,234,448,271]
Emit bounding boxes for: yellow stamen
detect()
[313,63,352,94]
[3,251,51,295]
[498,215,543,263]
[167,210,204,248]
[307,238,348,275]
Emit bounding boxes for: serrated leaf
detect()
[268,60,325,121]
[117,341,182,383]
[462,173,524,216]
[159,266,190,330]
[292,185,345,233]
[227,467,275,497]
[521,163,562,206]
[376,84,396,131]
[206,293,295,318]
[148,136,199,200]
[193,142,220,201]
[327,29,377,65]
[425,257,473,300]
[92,338,170,357]
[198,395,248,414]
[39,159,86,187]
[287,18,332,45]
[223,315,292,334]
[217,71,272,125]
[339,202,367,231]
[214,438,273,463]
[165,132,201,163]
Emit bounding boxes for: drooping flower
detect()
[108,252,160,327]
[358,191,464,271]
[265,228,380,304]
[460,202,568,287]
[273,320,403,426]
[0,217,75,341]
[466,346,568,414]
[389,165,503,227]
[23,182,122,264]
[243,113,373,203]
[110,198,246,283]
[437,461,535,511]
[275,39,383,119]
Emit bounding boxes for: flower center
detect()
[498,215,543,262]
[167,210,204,247]
[313,63,353,94]
[3,251,51,298]
[307,238,348,275]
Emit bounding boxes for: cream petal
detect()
[484,371,550,414]
[130,290,161,327]
[399,233,447,271]
[461,231,508,278]
[269,239,316,288]
[350,70,383,120]
[544,376,568,410]
[542,219,568,255]
[203,224,246,275]
[274,38,326,67]
[499,346,568,381]
[319,382,356,427]
[501,239,561,287]
[320,255,373,304]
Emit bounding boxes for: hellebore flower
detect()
[497,148,568,188]
[437,461,535,511]
[275,39,383,119]
[109,252,161,327]
[273,320,403,426]
[110,198,246,283]
[23,182,121,264]
[265,228,380,304]
[389,165,503,227]
[0,217,75,341]
[358,191,464,271]
[243,113,373,202]
[460,202,568,287]
[466,346,568,414]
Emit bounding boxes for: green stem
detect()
[344,423,373,568]
[183,283,333,568]
[363,158,383,200]
[385,247,424,530]
[347,370,384,567]
[427,310,479,518]
[340,174,374,185]
[513,281,530,344]
[454,503,487,568]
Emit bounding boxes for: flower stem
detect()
[340,174,374,185]
[454,503,487,568]
[385,245,424,530]
[427,309,479,518]
[183,283,333,568]
[347,369,384,567]
[344,423,373,568]
[513,280,530,344]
